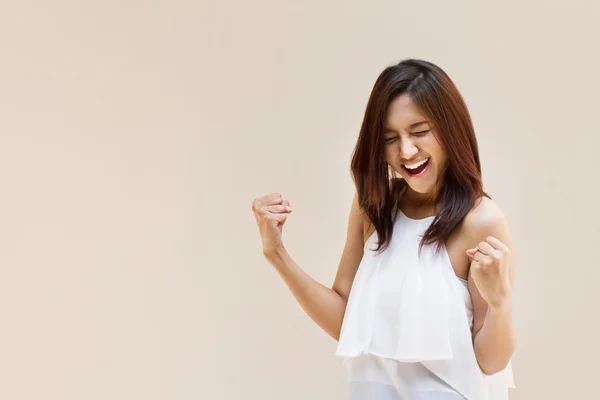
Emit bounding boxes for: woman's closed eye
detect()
[412,129,430,136]
[384,130,429,143]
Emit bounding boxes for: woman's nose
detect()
[399,137,418,160]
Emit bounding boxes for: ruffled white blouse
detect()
[335,209,515,400]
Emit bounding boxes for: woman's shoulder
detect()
[461,196,509,242]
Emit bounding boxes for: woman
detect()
[252,59,516,400]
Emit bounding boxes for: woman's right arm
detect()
[260,191,367,341]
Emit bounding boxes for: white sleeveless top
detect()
[335,209,515,400]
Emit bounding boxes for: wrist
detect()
[488,293,513,313]
[263,242,287,260]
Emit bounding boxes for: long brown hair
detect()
[350,58,490,255]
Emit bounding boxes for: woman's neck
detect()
[400,186,439,217]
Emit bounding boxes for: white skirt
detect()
[347,353,467,400]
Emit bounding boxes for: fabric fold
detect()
[336,214,455,361]
[335,211,515,400]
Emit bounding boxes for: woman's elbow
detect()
[479,351,514,376]
[477,339,516,376]
[480,364,506,376]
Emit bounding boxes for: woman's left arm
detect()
[464,198,517,376]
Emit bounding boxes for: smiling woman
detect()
[350,60,490,256]
[253,58,516,400]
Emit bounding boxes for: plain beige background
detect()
[0,1,598,399]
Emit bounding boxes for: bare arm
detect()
[465,198,517,375]
[263,191,366,341]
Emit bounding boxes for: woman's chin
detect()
[409,186,431,195]
[403,178,436,195]
[395,171,437,195]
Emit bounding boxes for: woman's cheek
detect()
[384,148,394,165]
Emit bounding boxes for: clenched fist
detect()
[466,236,512,310]
[251,193,292,256]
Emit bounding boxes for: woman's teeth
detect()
[402,157,430,176]
[404,158,429,170]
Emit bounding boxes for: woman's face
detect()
[383,94,447,198]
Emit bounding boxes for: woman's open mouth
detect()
[402,157,430,177]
